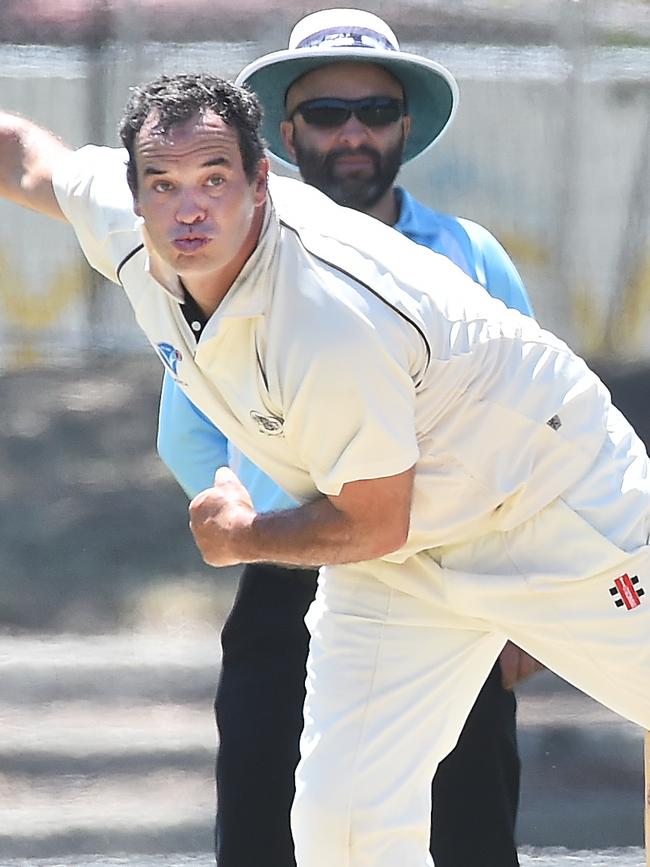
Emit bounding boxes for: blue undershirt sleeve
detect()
[157,372,228,499]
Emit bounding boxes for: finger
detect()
[214,465,237,486]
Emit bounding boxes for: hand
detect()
[189,467,256,567]
[498,641,545,690]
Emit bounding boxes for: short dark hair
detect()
[119,73,266,192]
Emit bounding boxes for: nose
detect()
[336,113,371,148]
[175,189,207,225]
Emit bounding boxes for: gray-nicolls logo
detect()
[250,411,285,436]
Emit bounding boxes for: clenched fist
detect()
[189,467,256,567]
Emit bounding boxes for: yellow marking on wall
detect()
[571,282,607,356]
[570,252,650,358]
[0,247,85,367]
[496,234,550,268]
[607,254,650,353]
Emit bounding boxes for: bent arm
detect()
[0,112,71,219]
[189,465,415,568]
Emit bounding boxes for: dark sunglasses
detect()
[289,96,405,129]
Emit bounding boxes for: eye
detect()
[152,179,174,193]
[206,174,225,188]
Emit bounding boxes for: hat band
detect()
[295,26,397,53]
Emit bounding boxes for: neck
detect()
[364,186,399,226]
[182,203,266,318]
[182,259,246,318]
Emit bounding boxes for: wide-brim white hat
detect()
[235,8,458,169]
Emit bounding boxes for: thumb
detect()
[214,465,238,487]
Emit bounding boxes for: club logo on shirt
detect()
[156,342,183,376]
[609,573,644,610]
[250,411,284,437]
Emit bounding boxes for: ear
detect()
[126,164,142,215]
[402,114,412,142]
[280,120,297,161]
[253,157,270,206]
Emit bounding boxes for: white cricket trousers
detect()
[291,418,650,867]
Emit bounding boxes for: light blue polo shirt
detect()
[157,187,534,509]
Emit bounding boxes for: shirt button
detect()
[191,321,202,332]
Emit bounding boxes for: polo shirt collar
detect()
[215,196,278,320]
[392,186,419,237]
[140,221,184,302]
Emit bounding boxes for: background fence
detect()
[1,0,650,366]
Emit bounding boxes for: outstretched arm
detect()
[0,112,71,219]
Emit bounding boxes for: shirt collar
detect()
[141,219,185,302]
[392,186,418,237]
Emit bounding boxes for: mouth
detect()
[171,236,211,253]
[327,148,379,179]
[333,155,374,173]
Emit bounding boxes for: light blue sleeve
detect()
[157,372,228,499]
[457,218,534,317]
[229,447,298,512]
[157,373,297,511]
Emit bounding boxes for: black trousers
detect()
[215,563,520,867]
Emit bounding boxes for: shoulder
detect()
[52,145,142,282]
[456,217,532,314]
[456,216,513,262]
[396,191,473,259]
[268,172,338,221]
[402,194,504,257]
[408,201,501,255]
[270,173,406,245]
[398,189,443,226]
[53,146,132,210]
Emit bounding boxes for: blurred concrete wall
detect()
[1,1,650,366]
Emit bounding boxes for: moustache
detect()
[324,147,382,171]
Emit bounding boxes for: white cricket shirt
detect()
[53,145,612,562]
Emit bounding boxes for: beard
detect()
[293,136,405,212]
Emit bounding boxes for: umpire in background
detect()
[157,9,541,866]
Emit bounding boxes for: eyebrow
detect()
[142,155,232,176]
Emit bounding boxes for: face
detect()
[132,110,268,284]
[282,62,411,212]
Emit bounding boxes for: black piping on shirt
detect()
[116,243,145,285]
[279,220,431,386]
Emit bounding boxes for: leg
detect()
[430,662,520,867]
[292,561,507,867]
[215,563,318,867]
[440,496,650,730]
[493,537,650,729]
